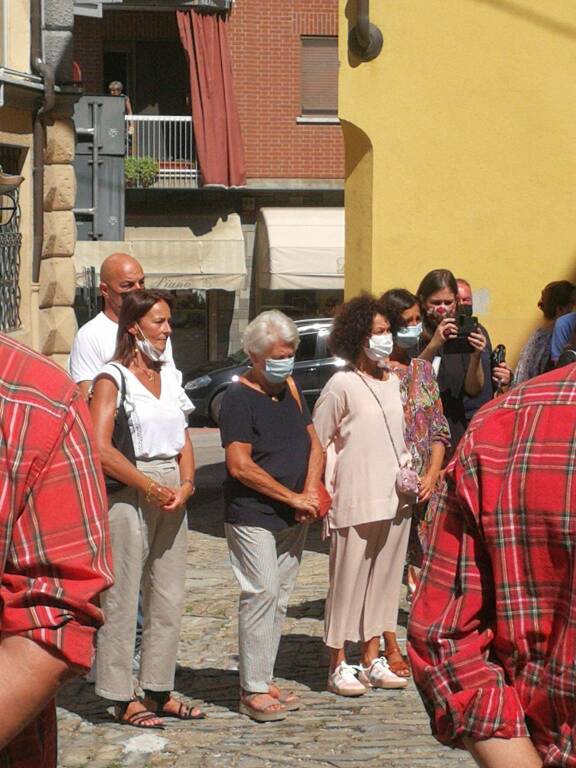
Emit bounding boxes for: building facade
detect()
[338,0,576,364]
[72,0,345,373]
[0,0,81,364]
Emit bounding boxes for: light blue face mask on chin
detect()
[263,356,295,384]
[395,322,423,349]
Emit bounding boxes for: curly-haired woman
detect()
[313,294,448,696]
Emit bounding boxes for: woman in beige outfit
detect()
[313,295,414,696]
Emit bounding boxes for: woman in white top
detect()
[90,289,203,729]
[313,295,414,697]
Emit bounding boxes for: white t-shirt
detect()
[97,362,193,459]
[69,311,175,384]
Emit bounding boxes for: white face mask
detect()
[364,332,394,364]
[135,324,169,363]
[395,322,423,349]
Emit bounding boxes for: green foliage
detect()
[124,156,159,188]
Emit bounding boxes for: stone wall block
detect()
[44,0,74,30]
[39,257,77,308]
[44,30,74,83]
[44,164,76,211]
[45,119,75,165]
[47,353,70,371]
[38,306,77,356]
[42,211,76,258]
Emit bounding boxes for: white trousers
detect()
[95,458,188,701]
[225,522,308,693]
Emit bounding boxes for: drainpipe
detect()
[31,0,56,283]
[348,0,383,62]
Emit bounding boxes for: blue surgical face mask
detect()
[395,322,423,349]
[263,356,295,384]
[364,332,394,364]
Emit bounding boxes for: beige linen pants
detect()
[95,458,188,701]
[225,523,308,693]
[324,508,412,649]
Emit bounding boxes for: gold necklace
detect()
[134,363,155,382]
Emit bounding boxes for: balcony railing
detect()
[126,115,198,189]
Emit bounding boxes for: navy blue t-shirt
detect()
[220,380,312,530]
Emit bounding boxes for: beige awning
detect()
[255,207,344,290]
[75,213,246,291]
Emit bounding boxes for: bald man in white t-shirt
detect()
[69,253,175,398]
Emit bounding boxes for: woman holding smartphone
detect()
[416,269,486,454]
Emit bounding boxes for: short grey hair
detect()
[243,310,300,357]
[108,80,123,92]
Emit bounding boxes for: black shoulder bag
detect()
[104,364,137,495]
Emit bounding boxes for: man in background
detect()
[0,334,112,767]
[68,252,179,400]
[457,277,512,420]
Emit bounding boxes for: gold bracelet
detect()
[144,479,157,503]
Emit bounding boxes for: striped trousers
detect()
[225,522,308,693]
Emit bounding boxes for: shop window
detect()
[0,146,23,333]
[300,36,338,116]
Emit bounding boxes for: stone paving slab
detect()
[56,432,474,768]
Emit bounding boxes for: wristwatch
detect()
[181,478,196,494]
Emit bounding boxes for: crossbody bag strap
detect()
[353,369,401,469]
[286,375,303,414]
[108,363,127,409]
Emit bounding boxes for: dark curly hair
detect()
[380,288,419,330]
[329,294,391,363]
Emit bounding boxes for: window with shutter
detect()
[301,37,338,116]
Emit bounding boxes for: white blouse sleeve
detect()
[164,364,195,416]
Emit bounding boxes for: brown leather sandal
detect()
[383,647,411,678]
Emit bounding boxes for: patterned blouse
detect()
[514,326,552,385]
[396,358,451,475]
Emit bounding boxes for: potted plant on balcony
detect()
[125,157,159,188]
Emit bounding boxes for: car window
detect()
[295,332,317,362]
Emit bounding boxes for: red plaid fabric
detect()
[0,335,113,768]
[408,363,576,766]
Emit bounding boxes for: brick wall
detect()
[73,2,344,180]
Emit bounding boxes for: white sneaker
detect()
[358,657,408,689]
[327,661,367,697]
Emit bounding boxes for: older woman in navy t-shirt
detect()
[220,310,323,723]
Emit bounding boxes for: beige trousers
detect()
[324,509,412,649]
[225,523,308,693]
[95,458,188,701]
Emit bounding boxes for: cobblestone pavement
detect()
[57,430,474,768]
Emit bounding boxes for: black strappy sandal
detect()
[143,691,206,721]
[114,698,165,730]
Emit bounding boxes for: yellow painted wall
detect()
[4,0,31,74]
[339,0,576,363]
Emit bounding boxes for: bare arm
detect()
[89,376,175,505]
[419,441,445,503]
[464,333,486,397]
[225,441,316,514]
[78,380,91,401]
[304,424,324,491]
[418,318,459,362]
[463,736,542,768]
[0,634,76,749]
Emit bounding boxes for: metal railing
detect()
[0,188,22,332]
[125,115,198,188]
